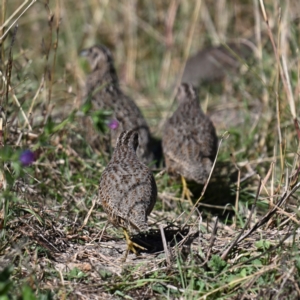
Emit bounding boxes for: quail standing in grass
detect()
[99,130,157,261]
[162,83,218,203]
[80,45,154,165]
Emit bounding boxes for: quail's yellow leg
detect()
[122,229,146,262]
[181,176,193,206]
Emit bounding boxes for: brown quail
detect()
[162,83,218,203]
[182,41,253,86]
[80,45,154,165]
[99,130,157,261]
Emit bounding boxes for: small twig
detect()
[199,264,277,299]
[155,169,166,178]
[259,161,274,197]
[230,153,241,229]
[275,207,300,226]
[0,71,32,131]
[240,275,260,300]
[27,75,45,118]
[259,1,298,135]
[223,224,293,274]
[221,179,261,260]
[276,266,295,300]
[159,224,171,267]
[222,181,300,260]
[0,0,28,30]
[182,131,228,229]
[55,267,65,287]
[0,0,36,41]
[9,127,38,138]
[99,221,108,243]
[200,217,218,267]
[5,24,18,107]
[80,196,96,230]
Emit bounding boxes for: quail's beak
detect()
[79,49,89,57]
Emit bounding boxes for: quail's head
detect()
[116,130,139,152]
[176,82,198,104]
[80,45,115,73]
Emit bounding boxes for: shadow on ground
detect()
[131,225,191,254]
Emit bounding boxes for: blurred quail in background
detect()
[81,45,155,165]
[182,41,253,86]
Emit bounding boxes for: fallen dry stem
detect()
[200,217,218,267]
[80,196,96,230]
[182,131,228,229]
[259,0,297,120]
[159,224,171,267]
[0,71,32,131]
[230,153,241,228]
[200,264,278,299]
[225,181,300,258]
[221,179,261,260]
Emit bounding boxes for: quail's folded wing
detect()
[99,163,155,223]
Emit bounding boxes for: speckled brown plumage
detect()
[162,83,218,186]
[81,45,154,165]
[99,130,157,259]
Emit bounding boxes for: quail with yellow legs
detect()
[162,83,218,204]
[99,130,157,261]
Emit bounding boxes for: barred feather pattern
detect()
[162,83,218,183]
[81,45,154,165]
[99,130,157,234]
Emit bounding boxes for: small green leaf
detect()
[91,110,112,133]
[82,97,92,114]
[66,267,87,280]
[99,269,113,279]
[240,268,247,277]
[255,240,270,250]
[208,255,227,273]
[21,285,37,300]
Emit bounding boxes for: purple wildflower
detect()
[107,119,119,130]
[19,150,35,166]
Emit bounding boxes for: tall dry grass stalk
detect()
[0,0,36,42]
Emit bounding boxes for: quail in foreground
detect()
[162,83,218,204]
[80,45,154,165]
[99,130,157,261]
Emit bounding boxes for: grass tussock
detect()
[1,0,300,299]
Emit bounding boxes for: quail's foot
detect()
[122,229,147,262]
[181,175,193,206]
